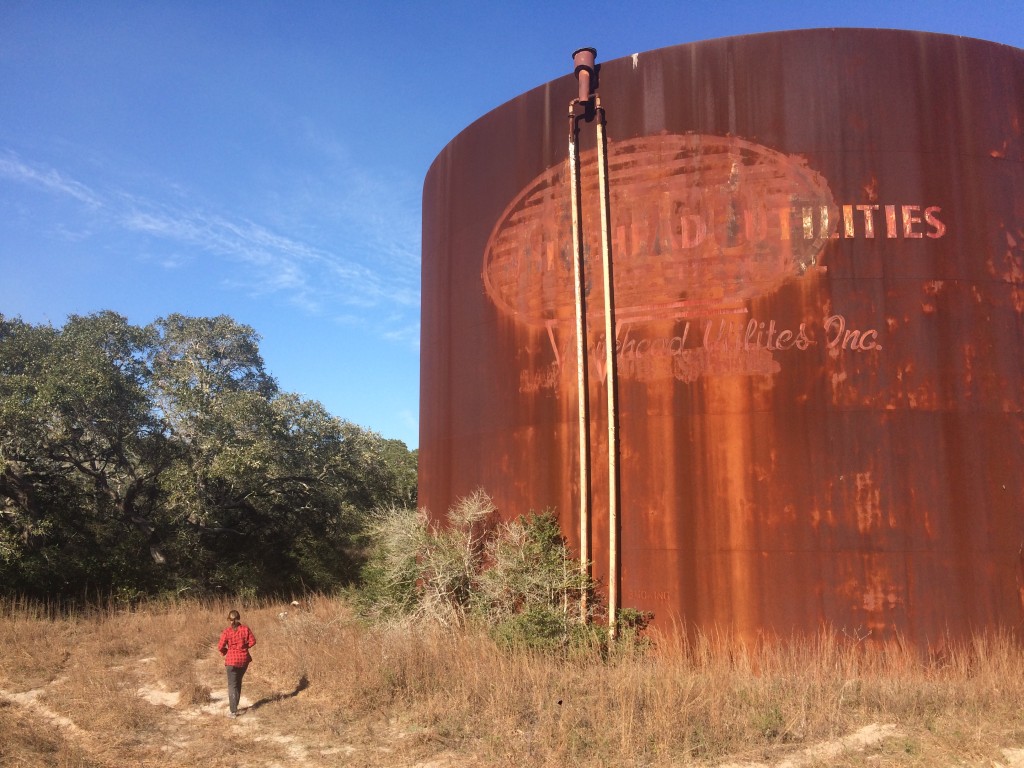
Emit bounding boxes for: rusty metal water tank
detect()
[418,29,1024,645]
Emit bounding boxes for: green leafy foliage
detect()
[0,311,417,600]
[357,504,429,616]
[359,490,605,650]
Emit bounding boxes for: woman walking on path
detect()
[218,610,256,717]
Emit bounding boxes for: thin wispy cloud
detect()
[0,151,103,208]
[382,322,421,348]
[294,121,422,271]
[0,149,421,344]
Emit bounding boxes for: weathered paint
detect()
[419,29,1024,645]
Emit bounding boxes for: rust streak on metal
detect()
[420,29,1024,647]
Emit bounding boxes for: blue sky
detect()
[2,1,1021,448]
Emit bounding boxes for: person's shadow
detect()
[247,675,309,712]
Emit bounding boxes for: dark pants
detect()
[226,663,248,714]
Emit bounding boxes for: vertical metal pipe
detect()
[595,96,621,640]
[568,106,591,623]
[569,47,618,637]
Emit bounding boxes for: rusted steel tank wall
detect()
[419,29,1024,644]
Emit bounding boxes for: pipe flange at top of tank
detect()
[572,47,597,105]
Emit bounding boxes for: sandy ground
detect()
[1,656,455,768]
[3,663,1024,768]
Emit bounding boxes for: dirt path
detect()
[718,724,902,768]
[5,662,1024,768]
[1,656,458,768]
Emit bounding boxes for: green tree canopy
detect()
[0,311,417,600]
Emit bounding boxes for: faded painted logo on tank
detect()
[482,133,837,328]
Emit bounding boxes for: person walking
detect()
[218,609,256,717]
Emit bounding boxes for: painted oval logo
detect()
[482,133,836,327]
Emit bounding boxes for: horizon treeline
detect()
[0,310,417,601]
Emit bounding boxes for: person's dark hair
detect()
[228,610,241,622]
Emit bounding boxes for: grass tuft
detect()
[1,595,1023,766]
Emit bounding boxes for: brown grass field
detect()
[2,595,1023,767]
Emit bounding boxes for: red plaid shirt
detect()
[218,624,256,667]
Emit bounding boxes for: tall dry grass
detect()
[1,595,1023,766]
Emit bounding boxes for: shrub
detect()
[356,504,428,617]
[358,491,605,650]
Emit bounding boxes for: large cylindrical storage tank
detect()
[419,29,1024,645]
